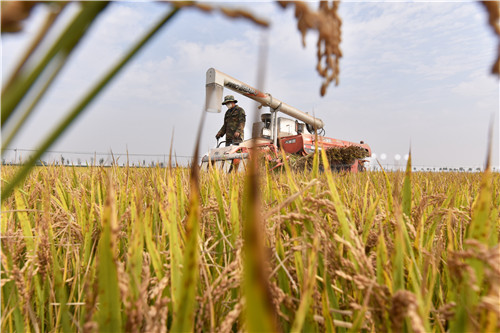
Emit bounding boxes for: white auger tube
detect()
[205,68,324,130]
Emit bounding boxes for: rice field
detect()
[1,157,499,333]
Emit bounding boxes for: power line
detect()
[1,148,193,158]
[1,148,497,171]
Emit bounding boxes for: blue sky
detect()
[2,1,499,169]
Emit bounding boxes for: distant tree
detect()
[77,158,81,166]
[99,158,104,166]
[60,155,65,165]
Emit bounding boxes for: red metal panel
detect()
[279,134,305,154]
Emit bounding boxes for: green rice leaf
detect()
[171,130,202,332]
[144,207,164,279]
[467,167,493,244]
[14,190,35,254]
[402,151,412,218]
[126,193,144,300]
[291,237,318,333]
[96,177,122,332]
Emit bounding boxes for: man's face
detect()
[226,102,234,109]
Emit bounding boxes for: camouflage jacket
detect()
[217,106,246,141]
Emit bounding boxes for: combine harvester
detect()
[201,68,371,172]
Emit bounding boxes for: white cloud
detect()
[452,73,499,100]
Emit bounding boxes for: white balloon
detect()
[394,154,401,161]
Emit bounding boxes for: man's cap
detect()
[222,95,238,105]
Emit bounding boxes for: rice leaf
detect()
[171,112,203,333]
[126,193,144,300]
[170,184,200,332]
[144,207,164,279]
[321,289,335,333]
[14,190,35,254]
[47,219,72,332]
[467,165,493,244]
[96,177,122,332]
[159,175,182,304]
[392,216,405,292]
[402,151,412,218]
[291,237,318,333]
[229,182,240,243]
[321,148,357,264]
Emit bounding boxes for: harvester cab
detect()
[253,114,311,140]
[201,68,371,172]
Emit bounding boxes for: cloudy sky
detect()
[2,1,499,169]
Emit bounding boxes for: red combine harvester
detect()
[201,68,371,172]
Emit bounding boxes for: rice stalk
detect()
[96,174,122,332]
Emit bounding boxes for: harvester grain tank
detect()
[202,68,371,172]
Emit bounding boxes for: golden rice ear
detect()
[173,2,269,27]
[480,1,500,75]
[278,1,342,96]
[0,1,39,33]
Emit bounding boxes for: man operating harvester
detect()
[215,95,246,146]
